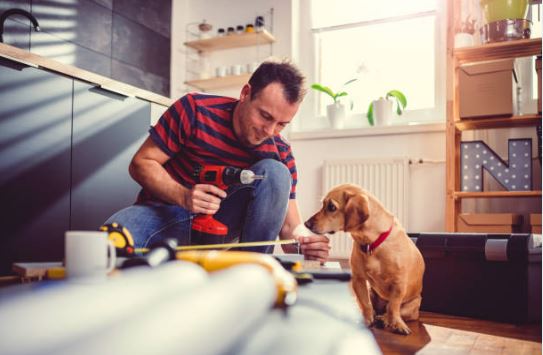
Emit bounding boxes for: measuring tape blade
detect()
[135,239,298,254]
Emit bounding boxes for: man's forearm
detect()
[129,158,187,206]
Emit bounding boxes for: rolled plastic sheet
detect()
[54,264,276,355]
[0,261,208,355]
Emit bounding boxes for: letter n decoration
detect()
[460,139,532,192]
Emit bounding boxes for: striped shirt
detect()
[137,93,297,203]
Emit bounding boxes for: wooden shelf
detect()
[185,73,251,91]
[455,114,542,130]
[454,38,542,64]
[454,190,542,199]
[184,30,275,52]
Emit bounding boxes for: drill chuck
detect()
[239,170,264,184]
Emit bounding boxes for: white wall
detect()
[290,128,447,232]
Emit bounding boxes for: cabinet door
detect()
[71,81,150,230]
[0,58,72,274]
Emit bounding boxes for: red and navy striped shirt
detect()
[137,93,297,203]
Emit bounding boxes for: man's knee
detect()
[251,159,292,194]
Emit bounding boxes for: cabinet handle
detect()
[99,84,134,98]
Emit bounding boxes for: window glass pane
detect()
[317,15,436,116]
[311,0,437,29]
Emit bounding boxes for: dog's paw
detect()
[370,315,385,329]
[385,317,411,335]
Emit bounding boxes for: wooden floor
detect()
[370,312,541,354]
[329,259,542,354]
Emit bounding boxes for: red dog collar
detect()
[359,224,393,255]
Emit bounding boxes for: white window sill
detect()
[288,121,446,141]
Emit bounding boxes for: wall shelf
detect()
[454,114,542,131]
[454,191,542,199]
[184,30,275,52]
[454,38,542,63]
[185,73,251,91]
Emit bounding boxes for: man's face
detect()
[233,82,300,147]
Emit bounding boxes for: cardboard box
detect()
[459,59,518,118]
[530,214,541,234]
[457,213,522,233]
[536,56,541,114]
[409,233,541,323]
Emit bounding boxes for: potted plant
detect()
[311,79,357,129]
[366,90,407,126]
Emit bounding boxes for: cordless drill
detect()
[191,165,264,244]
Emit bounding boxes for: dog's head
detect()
[305,184,370,234]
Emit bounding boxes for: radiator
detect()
[322,158,410,258]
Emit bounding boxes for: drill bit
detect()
[239,170,265,184]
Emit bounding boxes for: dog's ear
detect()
[344,193,370,231]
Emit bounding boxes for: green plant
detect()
[311,78,357,105]
[366,90,407,126]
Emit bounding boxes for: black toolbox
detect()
[408,233,541,323]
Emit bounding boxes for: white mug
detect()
[215,66,227,77]
[65,231,116,281]
[231,64,243,76]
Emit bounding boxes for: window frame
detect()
[294,0,447,132]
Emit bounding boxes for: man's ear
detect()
[344,193,370,231]
[240,84,251,101]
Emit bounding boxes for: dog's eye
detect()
[326,201,337,212]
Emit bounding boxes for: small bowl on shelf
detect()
[480,18,531,44]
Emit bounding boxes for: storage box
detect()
[409,233,541,323]
[457,213,522,233]
[530,214,541,234]
[459,59,518,118]
[536,56,541,114]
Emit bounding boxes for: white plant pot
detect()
[372,98,393,126]
[454,32,474,48]
[327,102,346,129]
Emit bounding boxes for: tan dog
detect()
[305,184,425,335]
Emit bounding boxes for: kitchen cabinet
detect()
[0,57,72,274]
[0,56,153,275]
[70,81,150,230]
[445,2,542,231]
[184,30,275,91]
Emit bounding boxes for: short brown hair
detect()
[248,60,306,104]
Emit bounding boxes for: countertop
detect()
[0,42,174,107]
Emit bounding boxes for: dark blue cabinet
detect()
[0,59,151,275]
[0,58,72,274]
[70,81,150,230]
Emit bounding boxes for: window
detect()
[296,0,446,131]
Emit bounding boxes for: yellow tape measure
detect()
[101,222,299,255]
[135,239,299,254]
[101,223,136,256]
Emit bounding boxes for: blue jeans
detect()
[104,159,291,254]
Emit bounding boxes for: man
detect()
[105,61,330,262]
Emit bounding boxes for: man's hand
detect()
[184,184,227,214]
[298,235,330,263]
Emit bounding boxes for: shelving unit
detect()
[184,26,275,92]
[185,73,251,91]
[184,30,275,52]
[445,3,542,231]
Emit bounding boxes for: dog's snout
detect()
[304,219,313,231]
